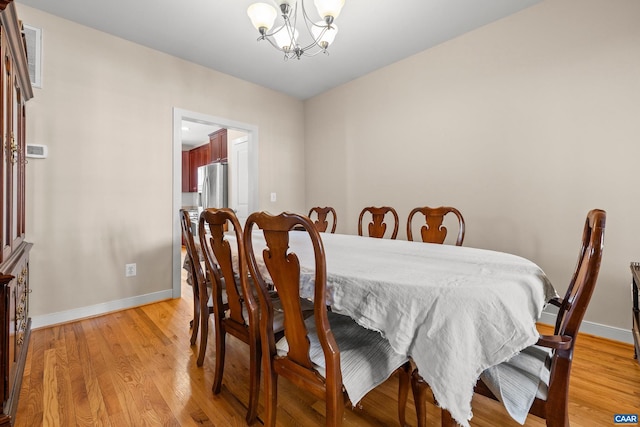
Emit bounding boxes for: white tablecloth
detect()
[240,231,557,426]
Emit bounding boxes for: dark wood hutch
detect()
[0,2,33,425]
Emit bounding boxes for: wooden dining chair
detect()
[409,209,606,427]
[198,207,276,424]
[358,206,399,239]
[406,206,465,246]
[179,209,214,351]
[244,211,412,427]
[308,206,338,233]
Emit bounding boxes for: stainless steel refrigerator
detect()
[197,162,228,211]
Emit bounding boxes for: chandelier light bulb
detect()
[314,0,345,20]
[311,22,338,48]
[272,26,299,50]
[247,3,277,33]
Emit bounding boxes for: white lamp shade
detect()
[272,26,299,50]
[311,22,338,47]
[247,3,277,31]
[314,0,345,20]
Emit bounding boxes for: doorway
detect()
[172,108,259,298]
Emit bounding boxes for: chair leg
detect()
[545,403,569,427]
[263,359,278,427]
[545,360,571,427]
[212,323,226,394]
[546,415,569,427]
[325,389,344,427]
[245,336,261,425]
[190,282,200,346]
[197,293,210,367]
[397,362,411,427]
[411,370,429,427]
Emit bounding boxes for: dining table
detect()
[234,230,558,427]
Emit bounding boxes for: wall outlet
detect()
[270,192,277,202]
[125,263,137,277]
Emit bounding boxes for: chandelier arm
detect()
[299,36,327,53]
[301,48,328,57]
[289,2,300,42]
[264,36,286,52]
[301,1,324,29]
[262,24,286,38]
[301,0,325,45]
[284,18,298,50]
[301,0,312,26]
[295,0,303,28]
[298,2,328,52]
[310,26,328,49]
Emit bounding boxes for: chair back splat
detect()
[358,206,399,239]
[406,206,465,246]
[308,206,338,233]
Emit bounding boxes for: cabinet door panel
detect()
[181,151,190,192]
[188,144,211,192]
[209,129,227,162]
[10,80,18,249]
[188,150,197,192]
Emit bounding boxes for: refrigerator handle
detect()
[202,174,209,209]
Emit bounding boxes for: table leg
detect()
[411,370,429,427]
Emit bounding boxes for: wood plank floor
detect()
[15,261,640,426]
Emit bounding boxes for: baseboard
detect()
[539,310,634,344]
[30,289,174,329]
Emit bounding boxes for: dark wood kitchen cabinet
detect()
[209,129,227,163]
[188,144,211,192]
[182,129,227,193]
[0,3,34,426]
[181,151,190,192]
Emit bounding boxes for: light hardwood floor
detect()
[15,263,640,426]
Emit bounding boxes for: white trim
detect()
[30,289,174,329]
[539,310,634,344]
[172,108,259,300]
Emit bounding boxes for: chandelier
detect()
[247,0,345,60]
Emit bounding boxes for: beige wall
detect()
[304,0,640,332]
[19,5,306,320]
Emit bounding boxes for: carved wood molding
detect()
[0,3,33,100]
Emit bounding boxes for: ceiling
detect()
[16,0,541,101]
[180,120,221,149]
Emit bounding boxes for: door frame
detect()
[172,108,259,298]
